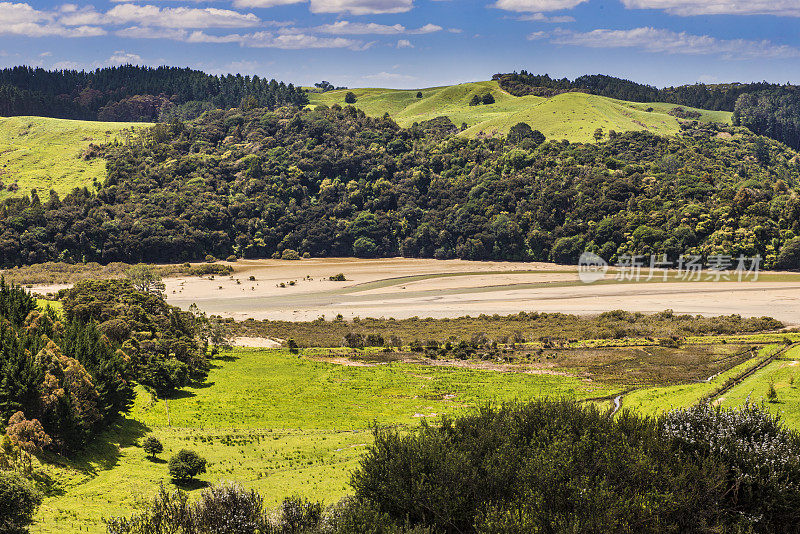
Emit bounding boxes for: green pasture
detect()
[0,116,143,200]
[33,348,619,533]
[307,81,732,143]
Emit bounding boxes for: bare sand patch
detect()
[232,336,283,348]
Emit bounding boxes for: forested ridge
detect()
[495,71,800,149]
[0,65,307,122]
[2,104,800,268]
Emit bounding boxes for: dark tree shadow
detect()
[172,478,210,490]
[39,417,152,481]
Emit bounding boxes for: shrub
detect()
[344,92,357,104]
[193,483,268,534]
[352,400,800,533]
[329,273,347,281]
[481,93,495,105]
[416,91,423,98]
[142,436,163,460]
[276,496,322,533]
[281,249,301,260]
[226,254,238,262]
[168,449,207,482]
[0,471,41,534]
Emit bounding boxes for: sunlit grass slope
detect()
[308,80,732,143]
[34,348,618,533]
[0,116,143,200]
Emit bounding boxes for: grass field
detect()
[307,81,732,143]
[33,348,619,533]
[720,344,800,427]
[0,116,143,200]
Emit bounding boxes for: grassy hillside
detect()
[0,116,142,200]
[308,80,732,143]
[33,347,616,532]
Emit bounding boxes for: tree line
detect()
[1,105,800,268]
[0,277,208,455]
[0,65,308,122]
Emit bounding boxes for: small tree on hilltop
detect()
[169,449,207,483]
[142,436,163,460]
[416,91,423,98]
[482,93,495,105]
[345,92,357,104]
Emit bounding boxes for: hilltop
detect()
[307,80,731,143]
[0,116,142,200]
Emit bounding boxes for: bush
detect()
[416,91,423,98]
[0,471,41,534]
[351,400,800,533]
[481,93,495,105]
[193,483,268,533]
[142,436,163,460]
[329,273,347,281]
[344,92,357,104]
[281,249,301,260]
[226,254,238,262]
[168,449,207,482]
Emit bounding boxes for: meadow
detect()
[32,347,620,533]
[307,81,731,142]
[0,116,142,200]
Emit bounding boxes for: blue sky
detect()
[2,0,800,88]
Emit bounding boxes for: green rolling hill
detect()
[308,80,732,143]
[0,116,143,200]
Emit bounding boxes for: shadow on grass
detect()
[42,417,152,479]
[172,478,210,490]
[146,457,168,464]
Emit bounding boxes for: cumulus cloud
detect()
[550,27,800,60]
[179,30,371,49]
[108,50,143,65]
[0,2,105,37]
[315,20,441,34]
[516,12,575,22]
[364,71,415,81]
[397,38,413,47]
[60,4,262,29]
[621,0,800,17]
[493,0,587,12]
[235,0,413,15]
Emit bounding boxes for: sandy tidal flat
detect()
[156,258,800,325]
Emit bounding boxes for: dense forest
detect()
[2,104,800,268]
[0,65,307,122]
[0,279,206,453]
[495,71,800,148]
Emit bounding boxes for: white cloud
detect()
[493,0,587,12]
[315,20,441,34]
[550,27,800,60]
[116,26,189,40]
[621,0,800,17]
[311,0,413,14]
[234,0,412,14]
[516,12,575,22]
[527,30,547,39]
[102,4,261,29]
[185,30,370,49]
[397,38,413,47]
[108,50,143,65]
[0,2,105,37]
